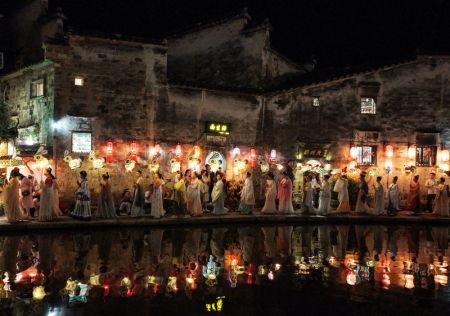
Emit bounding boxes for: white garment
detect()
[151,180,166,218]
[39,181,56,221]
[371,182,385,215]
[3,177,24,222]
[52,180,63,216]
[261,179,277,213]
[334,178,351,212]
[302,181,314,213]
[187,178,203,216]
[425,178,437,195]
[433,183,449,216]
[388,183,400,210]
[240,178,255,205]
[212,180,228,215]
[317,180,331,215]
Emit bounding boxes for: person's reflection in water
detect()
[131,229,145,267]
[334,226,349,260]
[355,225,370,256]
[369,225,386,261]
[0,236,21,286]
[182,228,202,266]
[317,225,331,259]
[73,233,92,280]
[238,227,257,265]
[261,226,276,261]
[386,226,400,260]
[276,226,293,263]
[210,227,227,266]
[432,226,449,255]
[148,228,165,264]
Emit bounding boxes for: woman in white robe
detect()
[3,168,25,222]
[212,173,228,215]
[433,177,449,217]
[261,172,277,214]
[371,176,385,215]
[39,168,58,221]
[238,172,255,215]
[334,175,351,213]
[388,176,400,214]
[317,174,331,215]
[187,174,203,216]
[151,173,166,218]
[52,177,63,216]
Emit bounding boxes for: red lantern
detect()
[175,144,182,157]
[131,141,137,154]
[250,148,256,159]
[106,141,113,163]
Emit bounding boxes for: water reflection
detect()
[0,224,449,315]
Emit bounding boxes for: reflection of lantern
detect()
[346,270,356,286]
[250,148,256,159]
[107,141,113,155]
[381,273,390,288]
[350,147,358,159]
[407,147,415,159]
[175,144,182,157]
[435,274,448,286]
[268,271,274,280]
[32,286,46,301]
[404,274,414,289]
[270,149,277,159]
[440,149,450,162]
[385,145,394,157]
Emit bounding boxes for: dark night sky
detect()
[2,0,450,68]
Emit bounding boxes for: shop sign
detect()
[72,132,92,153]
[205,122,230,136]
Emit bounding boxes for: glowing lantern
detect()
[435,274,448,286]
[439,164,449,171]
[350,146,358,159]
[167,276,178,292]
[193,145,201,158]
[404,274,414,289]
[92,158,104,170]
[385,145,394,157]
[175,144,182,157]
[155,144,161,154]
[68,158,82,170]
[121,277,131,288]
[232,147,240,156]
[381,273,391,288]
[268,271,274,281]
[106,141,113,155]
[440,149,450,162]
[32,286,46,301]
[346,270,357,286]
[274,263,281,271]
[149,147,157,157]
[276,164,284,171]
[89,274,100,286]
[347,160,357,170]
[131,141,137,154]
[250,148,256,159]
[324,163,331,170]
[270,149,277,160]
[407,147,415,159]
[125,159,136,172]
[384,159,393,172]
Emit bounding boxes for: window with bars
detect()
[416,146,437,166]
[356,146,377,165]
[361,97,376,114]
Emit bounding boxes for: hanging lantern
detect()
[384,160,393,171]
[440,149,450,162]
[350,146,358,159]
[385,145,394,158]
[130,141,137,154]
[106,141,113,155]
[32,286,46,301]
[175,144,182,157]
[347,160,357,170]
[270,149,277,160]
[232,147,240,156]
[407,147,416,159]
[92,158,104,170]
[250,148,256,159]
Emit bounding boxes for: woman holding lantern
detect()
[334,174,351,213]
[371,176,385,215]
[278,171,294,213]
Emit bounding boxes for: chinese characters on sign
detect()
[206,122,230,136]
[72,132,92,153]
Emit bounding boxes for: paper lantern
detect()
[276,164,284,171]
[346,270,356,286]
[274,263,281,271]
[155,144,161,153]
[68,158,82,170]
[440,149,450,162]
[435,274,448,286]
[407,147,416,159]
[384,160,393,170]
[130,141,137,154]
[193,145,201,158]
[250,148,256,159]
[32,286,46,301]
[270,149,277,159]
[404,274,414,289]
[348,160,357,170]
[175,144,182,156]
[92,158,104,170]
[125,159,136,172]
[350,146,358,159]
[385,145,394,158]
[381,273,391,288]
[232,147,240,156]
[149,147,157,157]
[106,141,113,155]
[268,271,274,280]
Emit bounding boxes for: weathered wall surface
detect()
[0,61,55,147]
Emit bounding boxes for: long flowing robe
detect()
[371,182,385,215]
[433,183,449,217]
[151,179,165,218]
[317,180,331,215]
[278,177,294,213]
[302,181,314,214]
[39,177,57,221]
[238,177,255,214]
[388,183,400,211]
[261,179,277,213]
[174,178,187,214]
[406,180,420,211]
[3,177,24,222]
[355,179,370,213]
[201,175,210,203]
[187,178,203,216]
[53,180,63,216]
[131,177,145,216]
[334,178,351,212]
[71,179,92,219]
[212,180,228,215]
[96,179,117,218]
[19,177,34,210]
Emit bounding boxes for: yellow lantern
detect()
[32,286,46,301]
[350,146,358,159]
[440,149,450,162]
[385,145,394,158]
[404,274,414,289]
[407,147,416,159]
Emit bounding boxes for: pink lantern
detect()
[250,148,256,159]
[270,149,277,159]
